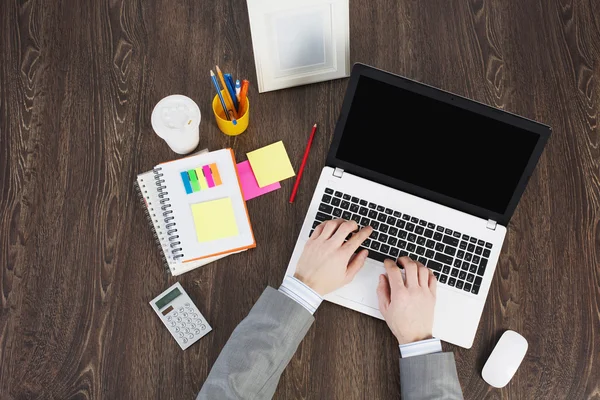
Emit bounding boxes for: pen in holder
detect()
[212,90,250,136]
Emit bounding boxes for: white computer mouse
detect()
[482,330,528,388]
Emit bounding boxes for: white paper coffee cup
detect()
[151,95,201,154]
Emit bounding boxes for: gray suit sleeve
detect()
[400,353,464,400]
[197,287,314,400]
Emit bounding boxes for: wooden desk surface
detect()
[1,0,598,399]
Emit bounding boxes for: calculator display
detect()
[155,288,182,309]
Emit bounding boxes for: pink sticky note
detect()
[202,165,215,187]
[236,161,281,201]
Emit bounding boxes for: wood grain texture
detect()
[1,0,599,399]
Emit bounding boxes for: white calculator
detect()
[150,282,212,350]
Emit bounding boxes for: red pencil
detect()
[289,123,317,204]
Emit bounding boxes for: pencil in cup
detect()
[212,90,250,136]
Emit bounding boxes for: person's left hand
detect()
[293,219,373,296]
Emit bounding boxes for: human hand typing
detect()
[294,219,373,296]
[377,257,437,345]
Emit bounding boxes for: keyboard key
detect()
[456,281,464,290]
[427,222,436,229]
[363,239,371,247]
[453,259,461,268]
[380,224,389,234]
[322,194,332,203]
[475,246,483,255]
[350,204,359,213]
[368,202,376,209]
[427,260,443,271]
[358,207,368,216]
[378,233,389,242]
[377,205,385,212]
[444,246,457,256]
[312,221,320,229]
[466,273,474,283]
[477,261,487,276]
[400,250,409,257]
[419,220,427,226]
[483,249,491,258]
[334,191,342,197]
[409,217,418,223]
[402,214,411,221]
[370,220,380,230]
[371,241,380,251]
[377,213,387,222]
[365,248,389,263]
[325,188,334,194]
[460,261,469,271]
[342,211,352,220]
[457,250,465,259]
[380,244,390,254]
[407,243,416,252]
[425,249,434,258]
[435,242,444,252]
[433,232,443,241]
[442,265,451,274]
[450,268,459,277]
[408,233,417,242]
[409,253,418,260]
[370,230,378,239]
[439,274,448,284]
[398,231,408,239]
[459,271,466,280]
[424,229,434,238]
[474,276,482,285]
[318,204,333,214]
[462,234,470,240]
[350,214,361,223]
[467,244,475,252]
[416,246,425,255]
[426,239,435,249]
[469,264,477,273]
[418,256,428,265]
[387,216,397,225]
[473,255,481,264]
[310,229,314,237]
[448,277,456,287]
[388,237,398,246]
[315,212,329,221]
[368,210,378,219]
[406,223,415,232]
[469,237,477,244]
[396,220,406,229]
[331,198,341,207]
[435,253,453,265]
[416,236,426,245]
[389,247,398,257]
[398,240,407,249]
[485,242,493,249]
[343,194,351,200]
[333,208,342,217]
[445,228,453,235]
[359,199,368,206]
[459,241,468,250]
[464,253,472,262]
[361,217,370,226]
[442,235,459,247]
[389,227,399,236]
[385,208,393,215]
[341,201,350,210]
[463,283,472,292]
[415,226,424,235]
[477,239,485,246]
[436,226,445,232]
[351,196,359,203]
[471,285,480,295]
[453,231,461,238]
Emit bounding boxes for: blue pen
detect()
[235,79,241,100]
[210,70,231,121]
[224,73,239,112]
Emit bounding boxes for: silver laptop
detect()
[285,64,551,348]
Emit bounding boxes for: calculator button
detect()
[192,314,198,318]
[182,338,188,344]
[178,332,184,338]
[190,324,196,329]
[175,327,180,332]
[195,329,201,335]
[180,322,186,328]
[182,313,188,317]
[186,318,191,323]
[176,317,182,322]
[173,312,178,317]
[185,308,191,312]
[184,328,190,333]
[201,324,207,330]
[188,334,194,339]
[185,303,190,307]
[179,307,184,312]
[170,321,176,326]
[166,316,172,321]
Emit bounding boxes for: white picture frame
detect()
[247,0,350,92]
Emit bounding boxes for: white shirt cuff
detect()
[278,275,323,315]
[399,338,442,358]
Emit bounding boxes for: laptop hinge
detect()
[486,219,497,231]
[333,167,344,178]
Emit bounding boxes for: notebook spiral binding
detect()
[133,180,170,271]
[153,166,184,260]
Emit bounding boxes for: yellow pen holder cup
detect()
[212,91,249,136]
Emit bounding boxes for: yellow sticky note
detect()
[246,141,295,188]
[191,198,239,242]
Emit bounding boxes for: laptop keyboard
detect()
[310,188,493,295]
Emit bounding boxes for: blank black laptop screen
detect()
[336,76,540,214]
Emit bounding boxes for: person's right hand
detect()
[376,257,437,345]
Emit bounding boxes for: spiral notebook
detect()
[135,149,255,276]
